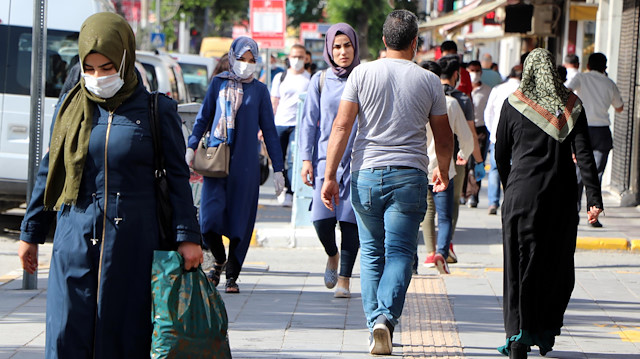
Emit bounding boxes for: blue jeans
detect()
[430,183,455,259]
[351,167,428,330]
[276,125,295,194]
[488,142,501,207]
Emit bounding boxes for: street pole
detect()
[25,0,48,290]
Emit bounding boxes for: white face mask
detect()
[233,61,256,79]
[82,50,126,99]
[289,57,304,71]
[469,71,481,84]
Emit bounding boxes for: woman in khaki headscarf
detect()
[496,48,602,358]
[17,12,202,358]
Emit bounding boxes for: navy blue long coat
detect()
[188,74,283,267]
[20,83,201,358]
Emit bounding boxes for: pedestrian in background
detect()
[299,23,361,298]
[18,12,202,358]
[270,44,311,207]
[186,37,285,293]
[480,53,504,88]
[436,56,482,263]
[440,40,472,97]
[496,48,603,358]
[211,53,230,80]
[321,10,453,355]
[463,60,491,208]
[420,60,475,275]
[484,65,522,215]
[567,52,623,227]
[563,53,580,86]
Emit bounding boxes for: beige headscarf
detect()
[508,48,582,143]
[44,12,138,210]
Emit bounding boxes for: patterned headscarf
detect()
[209,36,259,146]
[44,12,138,210]
[508,48,582,143]
[323,23,360,78]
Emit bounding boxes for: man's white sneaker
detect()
[369,315,393,355]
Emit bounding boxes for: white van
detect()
[0,0,114,211]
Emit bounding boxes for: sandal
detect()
[206,262,226,287]
[225,278,240,294]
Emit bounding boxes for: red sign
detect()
[250,0,286,49]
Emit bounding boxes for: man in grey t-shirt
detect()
[320,10,454,356]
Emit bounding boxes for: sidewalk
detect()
[0,186,639,358]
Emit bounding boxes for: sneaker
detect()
[434,253,450,275]
[488,205,498,215]
[282,193,293,207]
[447,243,458,264]
[423,253,435,268]
[468,198,478,208]
[369,315,393,355]
[277,191,287,204]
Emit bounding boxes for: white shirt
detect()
[271,70,311,126]
[471,83,492,127]
[564,67,579,87]
[567,70,623,127]
[485,78,521,144]
[427,96,474,184]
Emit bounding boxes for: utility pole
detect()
[25,0,48,290]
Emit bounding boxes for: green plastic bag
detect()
[151,250,232,359]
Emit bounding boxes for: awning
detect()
[461,28,505,41]
[570,3,598,21]
[419,0,508,33]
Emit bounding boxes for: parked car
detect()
[170,53,217,102]
[0,0,114,212]
[135,50,191,104]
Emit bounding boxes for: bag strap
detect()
[149,91,165,178]
[318,69,327,95]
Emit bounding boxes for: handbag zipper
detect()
[93,108,115,359]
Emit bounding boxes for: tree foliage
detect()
[326,0,392,59]
[286,0,325,28]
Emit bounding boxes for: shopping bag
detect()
[151,251,232,359]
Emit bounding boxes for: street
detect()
[0,182,639,358]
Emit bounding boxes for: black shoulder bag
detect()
[149,92,177,251]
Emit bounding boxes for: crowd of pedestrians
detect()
[15,8,624,359]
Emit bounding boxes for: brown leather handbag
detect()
[193,116,230,178]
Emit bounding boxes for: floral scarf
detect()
[508,48,582,143]
[208,36,258,147]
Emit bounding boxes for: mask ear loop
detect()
[117,49,126,78]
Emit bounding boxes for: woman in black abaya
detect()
[495,48,603,358]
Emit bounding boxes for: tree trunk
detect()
[356,11,370,59]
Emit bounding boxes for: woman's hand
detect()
[178,242,203,270]
[587,206,603,224]
[273,172,285,197]
[18,241,38,275]
[301,160,314,187]
[185,148,195,167]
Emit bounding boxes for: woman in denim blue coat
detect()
[17,13,202,358]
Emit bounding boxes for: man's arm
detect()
[429,113,454,192]
[321,100,359,210]
[271,96,279,115]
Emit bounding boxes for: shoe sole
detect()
[370,323,392,355]
[423,262,435,268]
[435,257,450,275]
